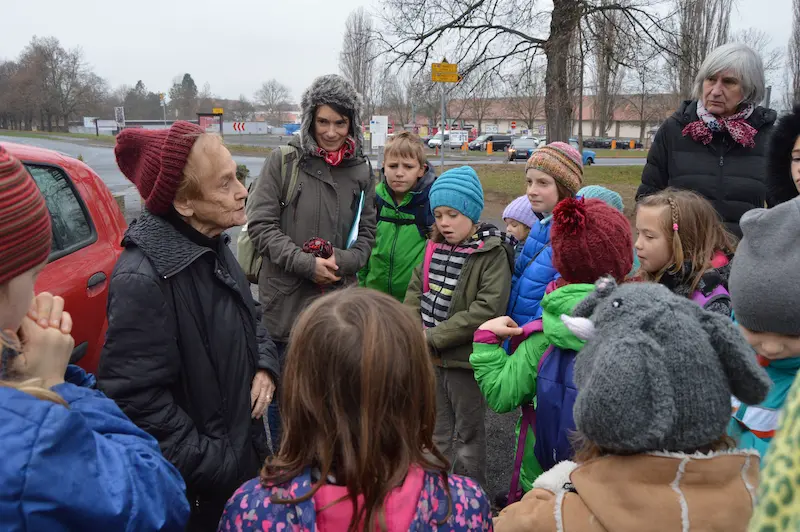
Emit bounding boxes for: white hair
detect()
[693,43,766,106]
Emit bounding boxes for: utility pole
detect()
[440,83,445,170]
[160,93,167,126]
[764,85,772,109]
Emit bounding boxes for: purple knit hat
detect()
[502,195,537,228]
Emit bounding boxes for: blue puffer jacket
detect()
[507,217,558,326]
[0,366,189,531]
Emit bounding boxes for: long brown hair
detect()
[636,188,737,292]
[261,288,450,531]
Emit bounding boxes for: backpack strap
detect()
[508,404,537,504]
[421,241,436,293]
[278,145,300,212]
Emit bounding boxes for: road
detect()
[1,133,521,502]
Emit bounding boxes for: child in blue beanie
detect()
[576,185,640,276]
[404,165,515,492]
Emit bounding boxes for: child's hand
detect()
[478,316,523,338]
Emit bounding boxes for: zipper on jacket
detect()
[292,183,303,223]
[387,219,401,298]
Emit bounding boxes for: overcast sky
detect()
[2,0,793,103]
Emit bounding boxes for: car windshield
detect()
[569,141,580,150]
[512,139,536,148]
[474,135,489,142]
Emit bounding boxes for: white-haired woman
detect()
[637,43,776,238]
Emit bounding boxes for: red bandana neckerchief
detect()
[315,137,356,166]
[681,100,757,148]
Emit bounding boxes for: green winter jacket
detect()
[404,229,514,369]
[359,167,436,300]
[470,283,593,492]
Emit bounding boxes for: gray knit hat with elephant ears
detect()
[299,74,364,156]
[561,277,771,454]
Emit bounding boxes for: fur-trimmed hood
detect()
[766,103,800,206]
[495,450,760,532]
[299,74,364,157]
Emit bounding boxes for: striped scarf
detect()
[421,225,514,328]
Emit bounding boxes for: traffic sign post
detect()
[114,107,125,131]
[511,120,517,134]
[431,59,462,170]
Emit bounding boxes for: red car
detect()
[3,142,127,374]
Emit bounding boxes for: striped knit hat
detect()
[114,120,204,215]
[526,142,583,194]
[0,146,52,285]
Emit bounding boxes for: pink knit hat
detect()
[526,141,584,195]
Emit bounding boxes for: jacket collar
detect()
[123,210,230,278]
[674,99,777,130]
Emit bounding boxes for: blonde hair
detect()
[384,131,427,168]
[636,188,737,291]
[175,133,224,201]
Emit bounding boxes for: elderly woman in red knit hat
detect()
[97,121,280,531]
[0,146,189,530]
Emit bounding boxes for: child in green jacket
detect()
[470,197,634,505]
[359,132,436,300]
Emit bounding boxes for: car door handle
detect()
[70,342,88,364]
[87,272,107,288]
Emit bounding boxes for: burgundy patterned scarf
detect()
[682,100,757,148]
[314,137,356,166]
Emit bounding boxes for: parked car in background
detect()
[3,142,127,374]
[569,138,596,165]
[508,137,539,161]
[468,133,513,151]
[428,132,450,148]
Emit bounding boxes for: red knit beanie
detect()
[551,197,633,284]
[114,121,205,215]
[0,146,52,285]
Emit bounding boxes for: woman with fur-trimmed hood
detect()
[246,74,377,445]
[765,103,800,206]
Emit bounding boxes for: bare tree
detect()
[378,0,673,142]
[789,0,800,106]
[254,79,292,124]
[588,3,627,136]
[231,95,255,121]
[340,8,376,120]
[382,70,415,126]
[622,44,675,143]
[463,69,497,134]
[665,0,734,98]
[505,65,546,132]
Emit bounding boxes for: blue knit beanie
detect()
[578,185,624,212]
[429,166,484,222]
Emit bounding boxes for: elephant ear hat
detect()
[561,277,771,453]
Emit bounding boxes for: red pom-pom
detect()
[552,197,586,235]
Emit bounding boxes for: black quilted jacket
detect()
[97,211,279,529]
[638,100,776,238]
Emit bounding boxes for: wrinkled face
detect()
[177,139,247,236]
[0,263,45,333]
[526,168,560,214]
[314,104,350,152]
[635,205,673,274]
[702,69,744,118]
[739,326,800,360]
[385,155,424,198]
[504,218,530,242]
[434,207,476,244]
[792,136,800,193]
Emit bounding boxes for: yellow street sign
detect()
[432,72,460,83]
[432,62,458,74]
[212,107,224,114]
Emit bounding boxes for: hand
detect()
[12,295,74,388]
[313,256,341,285]
[28,292,72,334]
[250,370,276,419]
[478,316,523,338]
